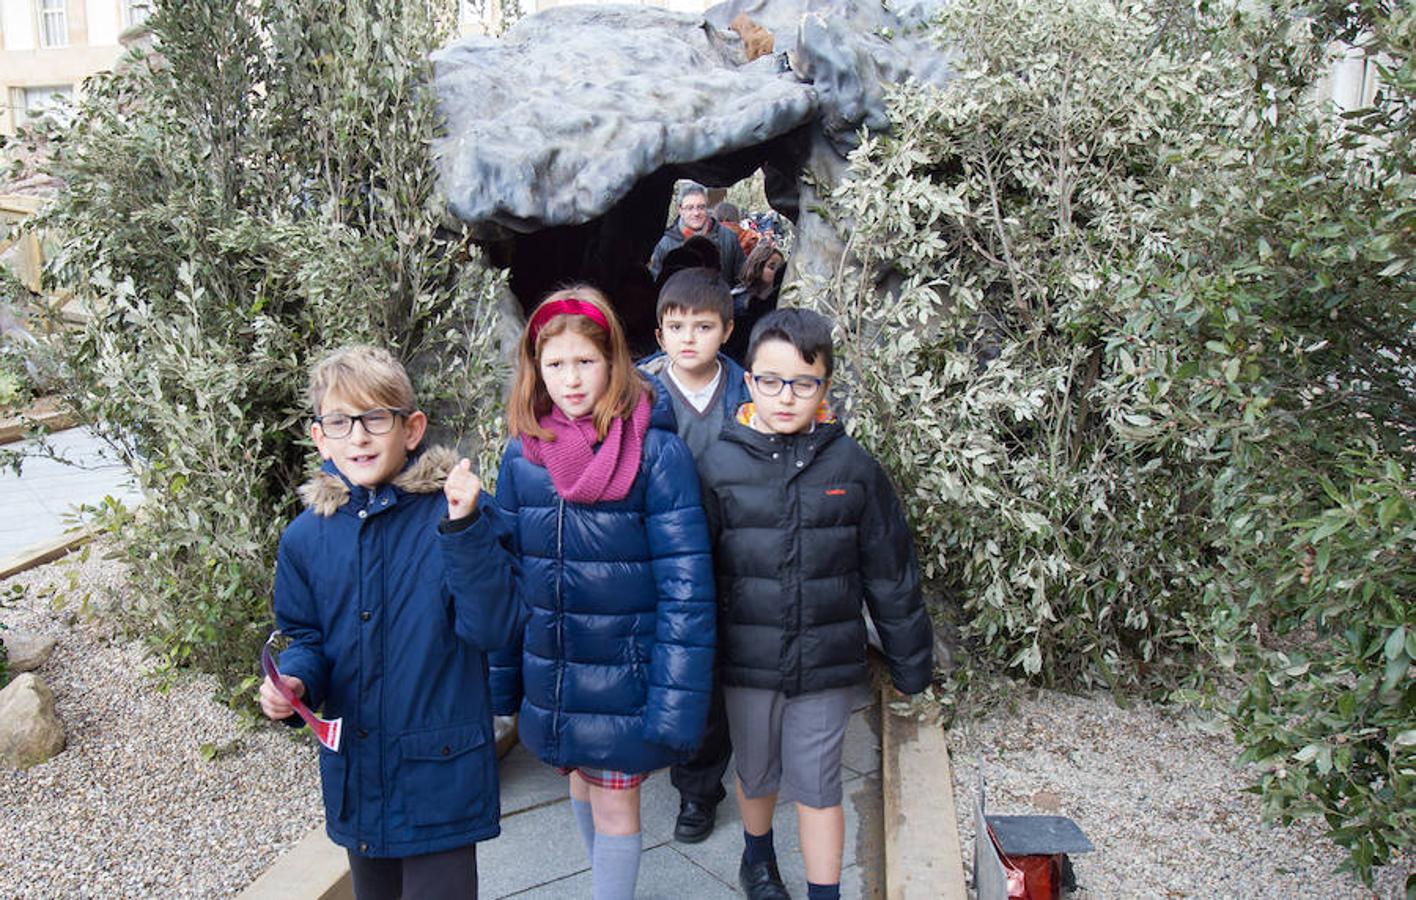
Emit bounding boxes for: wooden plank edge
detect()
[0,524,102,581]
[0,411,81,445]
[237,825,352,900]
[881,680,969,899]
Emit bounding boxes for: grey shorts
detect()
[723,684,855,809]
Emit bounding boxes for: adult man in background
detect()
[649,182,746,283]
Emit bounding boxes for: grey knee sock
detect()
[590,831,642,900]
[571,798,595,859]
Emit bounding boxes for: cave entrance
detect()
[473,124,810,357]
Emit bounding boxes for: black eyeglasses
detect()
[315,408,407,439]
[750,374,825,399]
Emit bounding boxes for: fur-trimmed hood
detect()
[298,445,458,517]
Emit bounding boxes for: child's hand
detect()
[259,674,305,720]
[445,458,482,520]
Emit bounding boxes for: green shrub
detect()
[808,0,1413,882]
[1186,2,1416,880]
[0,274,40,411]
[0,582,20,689]
[33,0,510,701]
[0,366,26,410]
[807,0,1260,689]
[1232,452,1414,883]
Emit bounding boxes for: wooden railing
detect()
[0,192,87,325]
[0,193,45,294]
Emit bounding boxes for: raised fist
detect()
[445,458,482,520]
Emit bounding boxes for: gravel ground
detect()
[949,688,1412,898]
[0,542,322,899]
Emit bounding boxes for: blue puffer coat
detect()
[490,403,716,773]
[273,447,521,859]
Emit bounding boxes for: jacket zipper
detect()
[791,443,804,695]
[553,496,565,756]
[358,488,381,852]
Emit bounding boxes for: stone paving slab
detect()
[489,683,883,898]
[498,742,575,811]
[510,844,742,899]
[0,427,140,558]
[240,680,890,899]
[479,796,594,897]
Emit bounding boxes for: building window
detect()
[23,84,74,125]
[38,0,68,48]
[123,0,152,28]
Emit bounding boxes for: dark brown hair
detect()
[739,240,785,289]
[746,307,835,378]
[656,267,734,326]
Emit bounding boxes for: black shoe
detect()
[738,858,791,900]
[674,798,718,843]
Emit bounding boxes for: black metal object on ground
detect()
[974,779,1094,900]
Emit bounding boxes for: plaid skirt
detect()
[559,766,649,790]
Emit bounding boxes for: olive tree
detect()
[35,0,510,698]
[805,0,1413,882]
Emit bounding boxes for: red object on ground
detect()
[1012,854,1060,899]
[988,823,1062,900]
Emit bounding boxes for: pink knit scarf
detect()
[521,393,652,503]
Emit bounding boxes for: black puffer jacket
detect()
[698,408,934,696]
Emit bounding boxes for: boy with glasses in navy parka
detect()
[258,345,520,900]
[695,309,935,900]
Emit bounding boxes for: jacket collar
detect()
[641,353,748,428]
[733,400,836,428]
[723,403,844,457]
[648,386,677,432]
[639,351,745,386]
[297,445,457,517]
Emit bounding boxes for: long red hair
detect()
[506,286,650,442]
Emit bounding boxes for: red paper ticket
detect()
[261,632,343,753]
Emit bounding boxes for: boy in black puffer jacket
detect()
[697,309,935,900]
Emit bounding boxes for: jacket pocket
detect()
[398,721,493,827]
[318,747,348,822]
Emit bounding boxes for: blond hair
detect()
[307,345,416,415]
[506,286,649,441]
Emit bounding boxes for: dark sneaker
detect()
[673,799,718,843]
[738,858,791,900]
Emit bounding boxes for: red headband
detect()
[528,298,611,343]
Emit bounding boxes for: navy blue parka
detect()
[273,446,521,859]
[490,400,716,773]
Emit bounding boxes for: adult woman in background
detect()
[724,241,787,365]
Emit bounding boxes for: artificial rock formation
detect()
[432,0,954,340]
[0,672,65,769]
